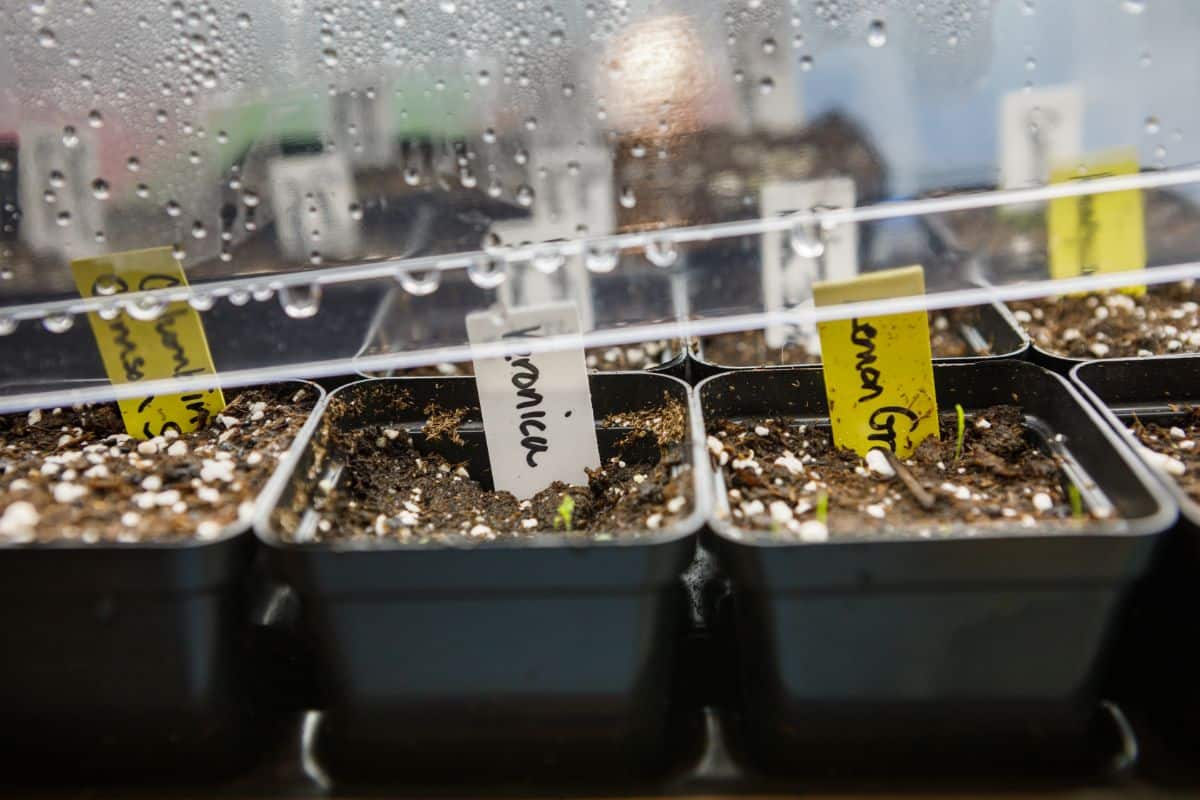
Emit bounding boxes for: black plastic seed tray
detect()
[0,381,325,780]
[254,373,705,781]
[695,360,1176,774]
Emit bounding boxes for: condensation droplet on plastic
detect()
[62,126,79,148]
[242,190,259,208]
[96,303,120,321]
[515,184,535,207]
[758,77,775,95]
[126,156,141,173]
[393,8,407,27]
[280,285,322,319]
[585,244,619,274]
[126,296,166,321]
[439,0,456,12]
[1140,51,1152,68]
[188,292,215,311]
[1025,57,1037,71]
[404,167,421,186]
[398,268,441,296]
[48,170,64,188]
[55,210,71,227]
[1122,0,1146,14]
[762,37,777,54]
[1144,116,1160,135]
[482,128,496,144]
[1021,0,1036,15]
[486,179,503,198]
[322,48,339,67]
[165,200,181,217]
[618,186,637,209]
[191,221,207,239]
[37,27,56,47]
[348,202,363,221]
[93,274,122,296]
[867,20,887,47]
[228,290,251,306]
[468,257,507,289]
[252,286,275,302]
[799,55,814,71]
[91,178,110,200]
[790,222,825,259]
[236,12,251,28]
[42,313,74,333]
[645,236,678,268]
[0,317,17,336]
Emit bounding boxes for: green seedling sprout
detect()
[1068,484,1084,520]
[554,494,576,532]
[815,491,829,525]
[954,404,966,463]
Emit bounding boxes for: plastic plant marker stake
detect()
[70,246,226,439]
[813,265,939,459]
[1048,152,1147,294]
[466,300,601,498]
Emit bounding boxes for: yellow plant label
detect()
[71,247,226,439]
[814,265,939,459]
[1048,153,1146,294]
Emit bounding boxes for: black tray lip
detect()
[1071,354,1200,529]
[690,299,1030,372]
[693,362,1177,549]
[253,371,712,554]
[0,379,327,554]
[350,285,690,377]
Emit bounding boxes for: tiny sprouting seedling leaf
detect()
[816,491,829,525]
[554,494,575,532]
[1068,484,1084,520]
[954,404,966,463]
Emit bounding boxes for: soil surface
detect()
[1010,282,1200,359]
[285,394,693,545]
[1131,408,1200,505]
[386,340,682,377]
[0,385,317,543]
[699,307,1003,367]
[709,405,1098,541]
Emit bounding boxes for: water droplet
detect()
[30,0,46,15]
[191,220,207,239]
[403,167,421,186]
[486,179,503,198]
[55,210,71,227]
[62,126,79,148]
[42,313,74,333]
[348,202,363,221]
[93,274,123,296]
[43,189,57,204]
[37,27,56,48]
[252,285,275,302]
[236,12,251,28]
[618,186,637,209]
[1021,0,1036,14]
[398,268,441,295]
[1139,51,1152,68]
[1122,0,1146,14]
[515,184,535,207]
[867,20,887,47]
[799,54,814,71]
[48,170,64,188]
[91,178,110,200]
[758,77,775,95]
[393,8,407,27]
[585,244,618,273]
[439,0,456,12]
[459,168,477,189]
[789,221,825,259]
[0,159,11,173]
[531,245,565,274]
[126,156,141,172]
[1145,115,1160,135]
[1025,56,1037,71]
[482,127,496,143]
[477,70,490,85]
[561,82,575,97]
[96,302,120,321]
[645,236,678,268]
[467,257,507,289]
[135,183,150,199]
[1154,144,1167,159]
[0,317,17,336]
[514,148,529,165]
[188,292,215,311]
[165,200,181,217]
[322,48,339,67]
[126,295,166,321]
[228,290,251,306]
[279,284,322,318]
[242,190,259,207]
[524,117,537,131]
[762,37,777,54]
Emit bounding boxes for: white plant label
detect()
[759,177,857,348]
[268,152,361,262]
[999,84,1082,189]
[467,301,601,499]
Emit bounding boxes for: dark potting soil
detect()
[0,386,317,543]
[285,393,693,545]
[1131,408,1200,505]
[392,340,681,377]
[709,405,1098,541]
[1010,282,1200,359]
[699,308,995,367]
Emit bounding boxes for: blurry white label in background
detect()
[268,153,361,262]
[1000,84,1083,189]
[467,301,601,499]
[759,177,857,349]
[19,122,104,262]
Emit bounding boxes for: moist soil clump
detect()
[0,386,317,543]
[394,340,680,377]
[709,405,1096,541]
[291,395,693,545]
[1010,282,1200,359]
[700,307,997,367]
[1130,408,1200,505]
